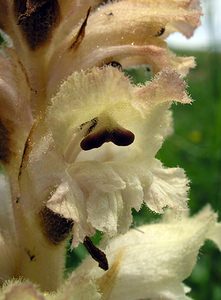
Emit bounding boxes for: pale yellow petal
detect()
[54,276,101,300]
[75,206,218,300]
[2,283,45,300]
[145,160,189,213]
[0,236,19,284]
[47,0,200,92]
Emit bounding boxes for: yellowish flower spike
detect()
[0,0,200,206]
[1,206,220,300]
[18,67,191,248]
[0,0,203,294]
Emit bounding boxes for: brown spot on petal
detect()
[0,118,12,164]
[83,236,109,271]
[40,206,73,245]
[80,127,135,150]
[25,248,36,261]
[155,27,165,37]
[106,61,122,70]
[18,121,35,179]
[80,117,98,134]
[105,11,114,17]
[69,7,91,50]
[14,0,60,50]
[17,57,36,93]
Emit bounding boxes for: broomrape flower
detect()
[0,0,205,296]
[0,63,192,290]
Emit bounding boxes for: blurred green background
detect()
[158,49,221,300]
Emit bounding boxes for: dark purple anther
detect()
[83,236,109,271]
[111,128,135,146]
[80,127,135,150]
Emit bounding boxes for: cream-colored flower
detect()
[21,67,191,247]
[0,64,191,290]
[0,0,201,292]
[1,206,220,300]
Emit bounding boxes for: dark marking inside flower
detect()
[155,27,165,37]
[83,236,109,271]
[18,135,30,178]
[106,61,122,70]
[101,0,110,4]
[14,0,60,50]
[69,7,91,50]
[40,207,74,245]
[25,248,36,261]
[80,117,98,134]
[17,57,36,93]
[0,119,12,164]
[80,127,135,150]
[107,12,113,16]
[18,122,35,179]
